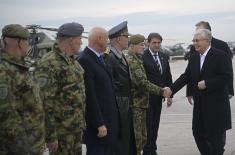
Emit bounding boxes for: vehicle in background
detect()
[25,25,57,68]
[169,43,187,56]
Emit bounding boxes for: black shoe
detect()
[151,151,158,155]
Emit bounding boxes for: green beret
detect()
[129,34,145,45]
[2,24,30,39]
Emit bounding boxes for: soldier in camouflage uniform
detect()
[0,24,45,155]
[35,22,86,155]
[126,34,171,155]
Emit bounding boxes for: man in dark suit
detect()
[142,33,173,155]
[187,21,234,104]
[78,27,119,155]
[106,21,136,155]
[170,29,232,155]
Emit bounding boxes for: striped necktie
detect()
[153,54,162,74]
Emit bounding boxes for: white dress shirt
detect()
[200,46,211,70]
[149,48,163,73]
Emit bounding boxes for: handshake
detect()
[163,87,173,107]
[163,87,172,98]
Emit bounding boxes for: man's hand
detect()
[47,140,58,153]
[187,96,194,105]
[97,125,107,138]
[198,80,206,90]
[163,87,172,98]
[166,98,173,107]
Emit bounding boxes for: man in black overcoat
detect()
[171,29,232,155]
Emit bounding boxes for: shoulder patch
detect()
[37,75,49,88]
[135,69,143,79]
[0,84,8,100]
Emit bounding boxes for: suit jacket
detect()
[171,47,232,133]
[187,37,234,96]
[142,49,173,94]
[78,47,119,145]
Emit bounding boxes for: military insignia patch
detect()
[38,77,48,88]
[0,84,8,100]
[135,69,143,79]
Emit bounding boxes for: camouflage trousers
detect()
[0,133,42,155]
[50,133,82,155]
[133,108,147,155]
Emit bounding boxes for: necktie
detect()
[153,54,162,74]
[99,55,106,66]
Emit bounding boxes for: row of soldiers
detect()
[0,23,86,155]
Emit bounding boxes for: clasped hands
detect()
[163,87,173,107]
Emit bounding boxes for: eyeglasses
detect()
[192,39,208,43]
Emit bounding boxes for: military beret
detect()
[108,21,130,39]
[129,34,145,45]
[57,22,84,37]
[2,24,30,39]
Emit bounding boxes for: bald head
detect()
[88,27,108,43]
[88,27,108,53]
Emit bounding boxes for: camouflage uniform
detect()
[35,43,85,155]
[126,51,163,155]
[0,52,45,155]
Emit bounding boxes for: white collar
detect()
[201,45,211,57]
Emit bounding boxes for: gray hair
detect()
[194,29,212,43]
[195,21,211,31]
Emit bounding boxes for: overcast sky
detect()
[1,0,235,45]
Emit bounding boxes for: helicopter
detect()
[25,24,89,70]
[25,24,57,67]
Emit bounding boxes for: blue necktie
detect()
[99,55,106,66]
